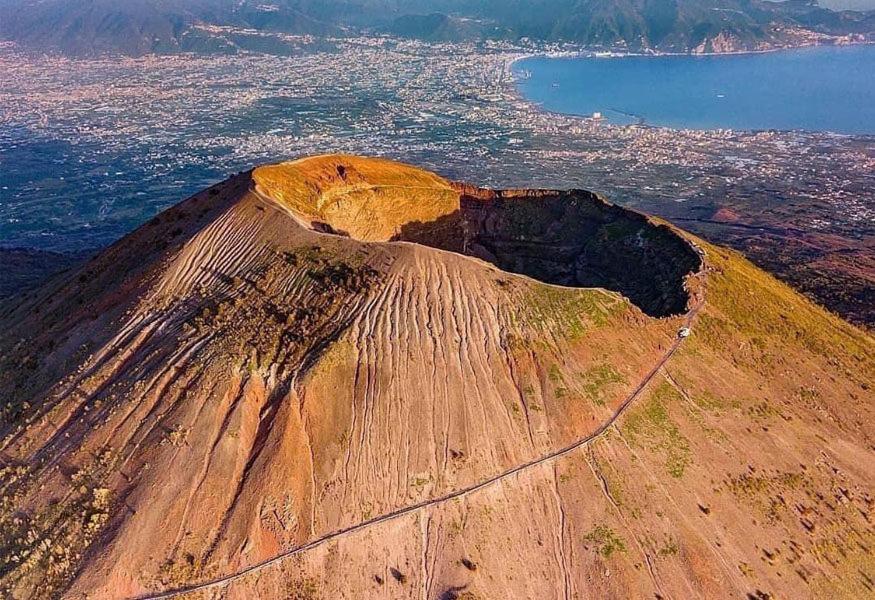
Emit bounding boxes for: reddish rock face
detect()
[0,156,872,600]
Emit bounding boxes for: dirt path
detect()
[135,254,706,600]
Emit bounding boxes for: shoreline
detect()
[506,38,875,68]
[504,42,875,136]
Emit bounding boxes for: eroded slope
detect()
[143,242,874,600]
[0,155,870,600]
[0,157,686,598]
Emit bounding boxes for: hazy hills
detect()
[0,0,345,56]
[0,155,872,598]
[0,0,872,54]
[389,0,875,47]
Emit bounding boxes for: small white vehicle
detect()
[678,327,692,339]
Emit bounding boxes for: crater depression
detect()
[254,155,701,317]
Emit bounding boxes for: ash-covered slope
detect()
[0,156,872,600]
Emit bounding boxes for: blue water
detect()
[514,45,875,134]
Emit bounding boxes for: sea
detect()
[513,45,875,134]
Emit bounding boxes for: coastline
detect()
[502,39,875,119]
[505,42,875,135]
[505,38,875,71]
[502,52,657,132]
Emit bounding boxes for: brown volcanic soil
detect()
[0,155,872,600]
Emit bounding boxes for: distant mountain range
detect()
[0,0,872,54]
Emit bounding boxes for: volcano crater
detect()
[254,156,702,318]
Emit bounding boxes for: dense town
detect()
[1,35,873,324]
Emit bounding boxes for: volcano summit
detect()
[0,156,872,599]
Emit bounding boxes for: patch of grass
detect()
[409,473,431,491]
[548,364,568,399]
[658,538,679,557]
[723,470,805,523]
[725,471,804,499]
[286,577,320,600]
[579,363,626,406]
[745,401,780,423]
[0,453,119,594]
[623,382,692,478]
[159,553,202,587]
[605,477,626,509]
[692,390,729,412]
[522,283,627,338]
[583,524,627,558]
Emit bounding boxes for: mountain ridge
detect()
[0,0,872,55]
[0,156,872,599]
[0,155,875,599]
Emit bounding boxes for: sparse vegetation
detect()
[744,401,780,423]
[160,553,204,587]
[0,444,122,597]
[623,381,692,478]
[409,473,431,490]
[658,538,679,557]
[579,363,626,406]
[689,245,873,385]
[723,470,806,523]
[522,284,626,338]
[583,524,627,558]
[285,577,320,600]
[548,363,569,398]
[692,389,729,413]
[306,261,378,294]
[179,246,381,374]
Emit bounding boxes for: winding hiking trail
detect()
[136,265,706,600]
